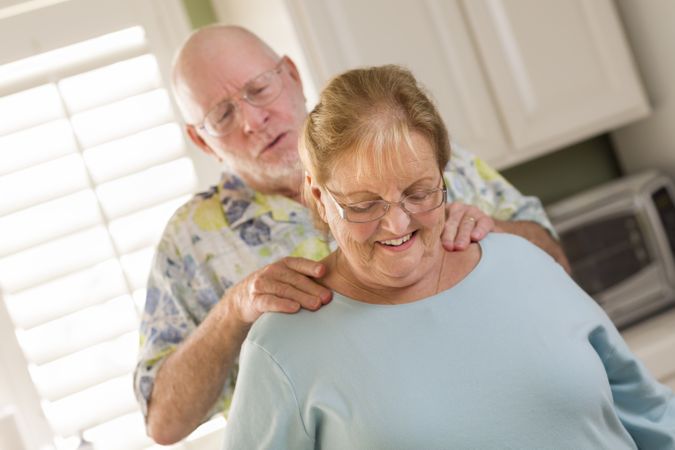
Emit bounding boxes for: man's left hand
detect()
[442,202,495,251]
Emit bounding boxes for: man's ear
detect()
[282,55,304,92]
[186,124,222,162]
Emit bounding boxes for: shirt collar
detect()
[217,172,308,228]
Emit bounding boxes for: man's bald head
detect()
[168,25,308,197]
[171,25,280,123]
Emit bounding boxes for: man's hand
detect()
[229,257,333,324]
[442,202,495,251]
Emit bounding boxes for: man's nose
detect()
[240,100,269,134]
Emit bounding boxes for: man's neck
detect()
[237,170,305,205]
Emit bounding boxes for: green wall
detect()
[178,0,622,206]
[501,135,623,206]
[181,0,217,29]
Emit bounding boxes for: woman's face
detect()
[318,132,446,290]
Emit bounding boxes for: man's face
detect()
[184,47,308,196]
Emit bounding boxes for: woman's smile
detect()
[376,230,417,251]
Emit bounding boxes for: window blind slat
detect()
[0,225,116,293]
[5,259,128,330]
[71,89,174,148]
[0,189,101,258]
[0,153,91,216]
[109,196,188,254]
[83,412,154,450]
[0,84,63,135]
[16,295,137,364]
[83,123,186,184]
[0,26,148,96]
[120,247,156,291]
[60,54,161,114]
[96,157,197,219]
[0,119,77,176]
[31,332,137,401]
[44,374,138,437]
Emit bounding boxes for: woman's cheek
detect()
[419,210,446,246]
[346,222,379,244]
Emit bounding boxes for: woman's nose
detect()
[380,203,411,234]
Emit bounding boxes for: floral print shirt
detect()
[133,143,555,420]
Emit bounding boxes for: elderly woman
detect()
[222,66,675,449]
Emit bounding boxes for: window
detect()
[0,1,224,449]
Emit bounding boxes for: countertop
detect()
[621,307,675,390]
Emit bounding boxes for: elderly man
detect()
[135,25,568,444]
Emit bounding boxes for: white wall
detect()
[611,0,675,179]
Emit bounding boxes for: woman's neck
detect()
[321,243,481,305]
[321,248,436,305]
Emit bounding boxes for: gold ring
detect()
[465,216,476,222]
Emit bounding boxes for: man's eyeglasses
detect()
[196,58,286,137]
[324,180,448,223]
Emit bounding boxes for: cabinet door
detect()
[285,0,510,164]
[462,0,649,163]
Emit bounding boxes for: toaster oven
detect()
[546,171,675,329]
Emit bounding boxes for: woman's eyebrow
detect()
[335,175,439,197]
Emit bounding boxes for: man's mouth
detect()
[261,132,286,154]
[378,231,415,247]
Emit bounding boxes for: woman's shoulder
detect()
[475,232,569,285]
[245,302,340,361]
[483,232,555,264]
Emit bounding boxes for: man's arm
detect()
[494,219,571,272]
[145,295,244,445]
[142,257,331,445]
[439,201,570,272]
[443,142,570,270]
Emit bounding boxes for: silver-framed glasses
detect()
[196,58,286,137]
[324,179,447,223]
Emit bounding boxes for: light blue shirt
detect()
[223,234,675,449]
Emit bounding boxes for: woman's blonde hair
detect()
[299,64,450,232]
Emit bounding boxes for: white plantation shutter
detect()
[0,1,224,449]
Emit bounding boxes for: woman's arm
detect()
[590,325,675,447]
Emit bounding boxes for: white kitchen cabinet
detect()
[284,0,510,164]
[284,0,649,168]
[462,0,650,166]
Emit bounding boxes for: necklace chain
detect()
[333,249,447,304]
[435,251,446,295]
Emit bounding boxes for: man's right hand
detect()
[229,256,333,324]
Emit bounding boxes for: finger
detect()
[254,271,331,309]
[268,262,332,303]
[453,215,476,250]
[254,294,303,315]
[470,216,495,241]
[282,256,327,278]
[441,203,465,250]
[250,276,321,312]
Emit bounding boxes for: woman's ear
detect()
[306,173,328,223]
